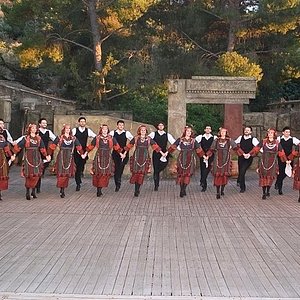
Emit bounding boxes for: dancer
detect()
[0,134,15,200]
[289,144,300,202]
[206,127,243,199]
[124,125,162,197]
[109,120,133,192]
[235,126,259,193]
[275,126,300,195]
[167,126,203,198]
[49,125,84,198]
[149,122,175,191]
[0,119,13,144]
[14,124,51,200]
[35,118,57,193]
[72,117,96,191]
[85,125,122,197]
[195,125,216,192]
[248,128,288,200]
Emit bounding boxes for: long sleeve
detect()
[149,138,161,153]
[48,137,59,155]
[167,138,180,153]
[278,143,287,162]
[75,138,83,154]
[86,137,97,152]
[124,138,136,152]
[13,137,26,154]
[230,139,244,156]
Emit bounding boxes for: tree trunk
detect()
[87,0,105,103]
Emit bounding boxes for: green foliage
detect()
[109,85,168,126]
[186,104,223,135]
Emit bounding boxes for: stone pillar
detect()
[168,80,186,139]
[0,95,12,128]
[224,103,243,139]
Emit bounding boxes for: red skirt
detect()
[57,176,70,188]
[293,179,300,190]
[176,175,191,185]
[0,179,8,191]
[25,176,40,188]
[130,173,145,185]
[92,175,110,188]
[213,175,229,186]
[259,176,274,187]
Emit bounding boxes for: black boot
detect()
[0,191,2,201]
[201,182,207,192]
[266,186,270,197]
[26,188,31,200]
[115,183,120,192]
[97,187,103,197]
[60,188,65,198]
[221,185,225,196]
[154,180,159,191]
[179,184,184,198]
[134,183,140,197]
[36,178,41,193]
[154,173,159,191]
[31,188,37,199]
[262,187,266,200]
[278,183,283,195]
[298,192,300,203]
[183,184,187,196]
[216,186,221,199]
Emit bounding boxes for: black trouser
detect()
[112,151,129,187]
[74,152,87,186]
[237,156,253,191]
[275,159,292,191]
[199,156,213,188]
[153,152,168,187]
[35,161,50,191]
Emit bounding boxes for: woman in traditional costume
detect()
[0,134,15,200]
[14,124,50,200]
[206,127,244,199]
[85,125,122,197]
[124,125,162,197]
[167,126,203,198]
[49,125,83,198]
[249,128,288,199]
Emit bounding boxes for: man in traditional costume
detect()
[109,120,133,192]
[149,122,175,191]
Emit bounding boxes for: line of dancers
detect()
[0,117,300,202]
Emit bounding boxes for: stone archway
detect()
[168,76,256,138]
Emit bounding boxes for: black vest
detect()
[0,130,8,142]
[153,131,168,152]
[114,131,127,148]
[39,130,50,148]
[240,136,254,153]
[75,128,88,149]
[200,136,214,153]
[280,138,293,156]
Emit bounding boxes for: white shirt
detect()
[14,135,26,144]
[277,135,300,145]
[2,129,13,144]
[195,133,217,143]
[109,129,133,141]
[148,130,176,144]
[39,128,56,141]
[72,127,96,138]
[235,135,259,147]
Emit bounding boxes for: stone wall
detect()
[243,111,300,140]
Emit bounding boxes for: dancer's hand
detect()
[46,155,51,162]
[10,154,16,162]
[286,160,291,164]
